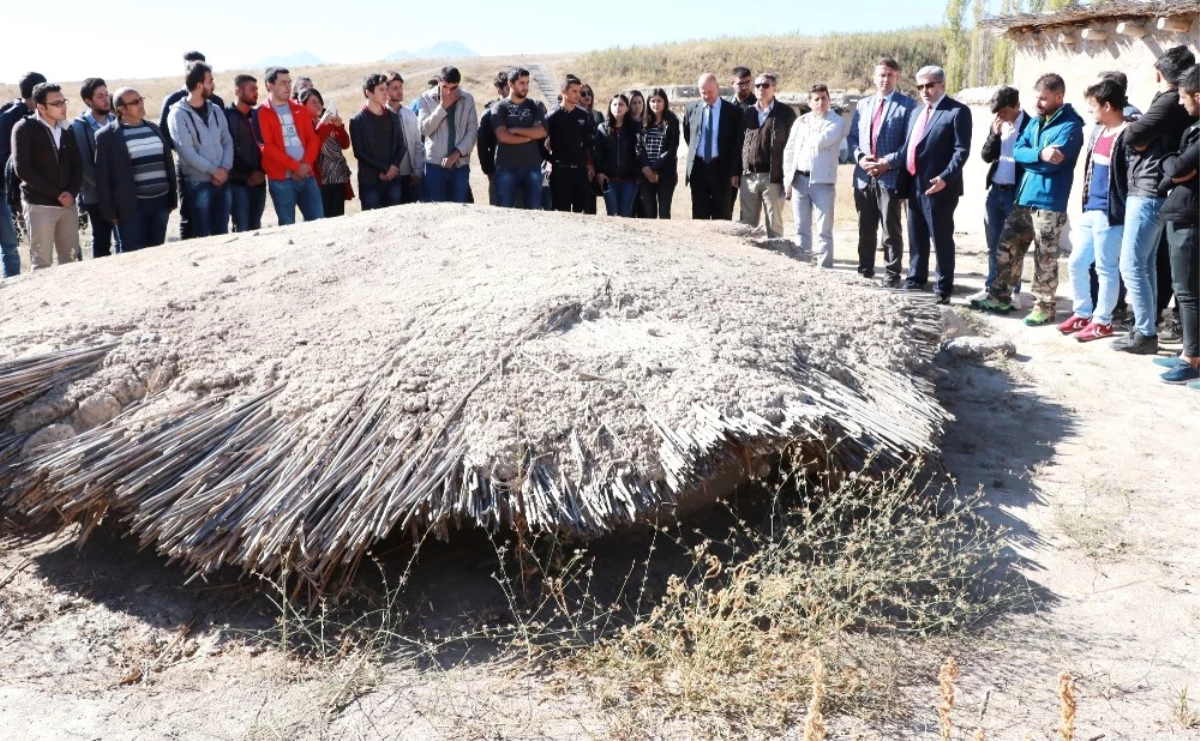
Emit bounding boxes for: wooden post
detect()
[1081,28,1108,42]
[1157,17,1191,33]
[1057,30,1078,46]
[1115,21,1146,37]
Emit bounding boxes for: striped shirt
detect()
[643,123,666,166]
[122,122,170,199]
[317,127,351,185]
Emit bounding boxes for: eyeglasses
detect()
[45,100,67,108]
[580,92,593,97]
[118,96,145,108]
[915,83,942,91]
[754,83,772,89]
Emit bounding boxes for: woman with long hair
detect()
[595,94,643,217]
[300,88,353,218]
[624,89,648,217]
[637,88,680,219]
[626,89,646,125]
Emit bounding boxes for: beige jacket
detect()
[416,88,477,167]
[782,110,847,185]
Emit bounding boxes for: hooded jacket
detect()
[1079,124,1130,226]
[1123,89,1197,197]
[254,99,321,182]
[166,98,233,183]
[1013,103,1085,213]
[595,118,645,179]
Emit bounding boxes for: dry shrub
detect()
[490,448,1015,737]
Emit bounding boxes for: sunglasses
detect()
[754,82,772,89]
[118,96,145,107]
[915,83,942,91]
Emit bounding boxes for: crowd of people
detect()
[0,47,1196,390]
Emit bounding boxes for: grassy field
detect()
[563,27,946,99]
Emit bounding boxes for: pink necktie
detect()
[869,98,885,156]
[906,106,933,176]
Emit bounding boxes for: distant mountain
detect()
[246,51,324,69]
[386,41,477,61]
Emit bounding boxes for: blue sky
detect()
[4,0,951,83]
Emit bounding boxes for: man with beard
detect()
[225,75,266,232]
[167,61,233,237]
[70,77,121,257]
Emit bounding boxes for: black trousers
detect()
[639,169,678,219]
[1166,222,1198,358]
[690,158,732,220]
[855,180,905,279]
[1157,226,1177,320]
[907,192,958,298]
[320,182,346,218]
[176,164,191,239]
[550,165,591,213]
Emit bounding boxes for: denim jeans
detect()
[603,180,638,217]
[1119,195,1165,336]
[229,182,267,232]
[1068,210,1124,324]
[184,180,232,238]
[359,180,403,211]
[495,166,542,210]
[268,177,324,226]
[116,195,172,252]
[423,164,470,203]
[984,185,1018,292]
[0,196,19,278]
[790,173,836,268]
[83,203,121,257]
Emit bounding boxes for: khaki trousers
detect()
[24,202,79,270]
[739,173,784,239]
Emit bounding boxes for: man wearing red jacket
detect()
[254,67,323,225]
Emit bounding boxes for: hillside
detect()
[564,27,946,97]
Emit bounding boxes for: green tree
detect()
[967,0,991,87]
[943,0,970,91]
[990,0,1022,84]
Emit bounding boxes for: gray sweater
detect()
[167,98,233,183]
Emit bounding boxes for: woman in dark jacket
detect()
[300,89,353,218]
[595,94,643,217]
[636,88,680,219]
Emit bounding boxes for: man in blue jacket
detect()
[972,73,1084,325]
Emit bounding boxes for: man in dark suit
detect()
[684,73,743,220]
[846,58,917,284]
[974,85,1031,303]
[893,65,972,303]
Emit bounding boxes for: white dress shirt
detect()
[993,111,1025,186]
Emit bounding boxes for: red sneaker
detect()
[1073,322,1114,342]
[1057,315,1089,334]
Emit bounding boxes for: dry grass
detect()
[566,27,946,99]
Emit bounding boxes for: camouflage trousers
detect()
[990,206,1068,312]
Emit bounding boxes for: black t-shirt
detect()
[189,103,209,126]
[546,106,593,167]
[489,98,545,169]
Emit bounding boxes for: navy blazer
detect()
[847,91,917,190]
[897,96,973,198]
[683,97,744,183]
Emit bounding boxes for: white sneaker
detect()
[966,289,989,303]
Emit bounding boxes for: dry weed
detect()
[1058,671,1077,741]
[938,656,960,741]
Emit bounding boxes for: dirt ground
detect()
[1,214,1197,740]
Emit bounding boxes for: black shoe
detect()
[858,269,875,279]
[1158,317,1183,344]
[1112,331,1159,355]
[902,282,925,292]
[878,276,901,288]
[935,296,951,305]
